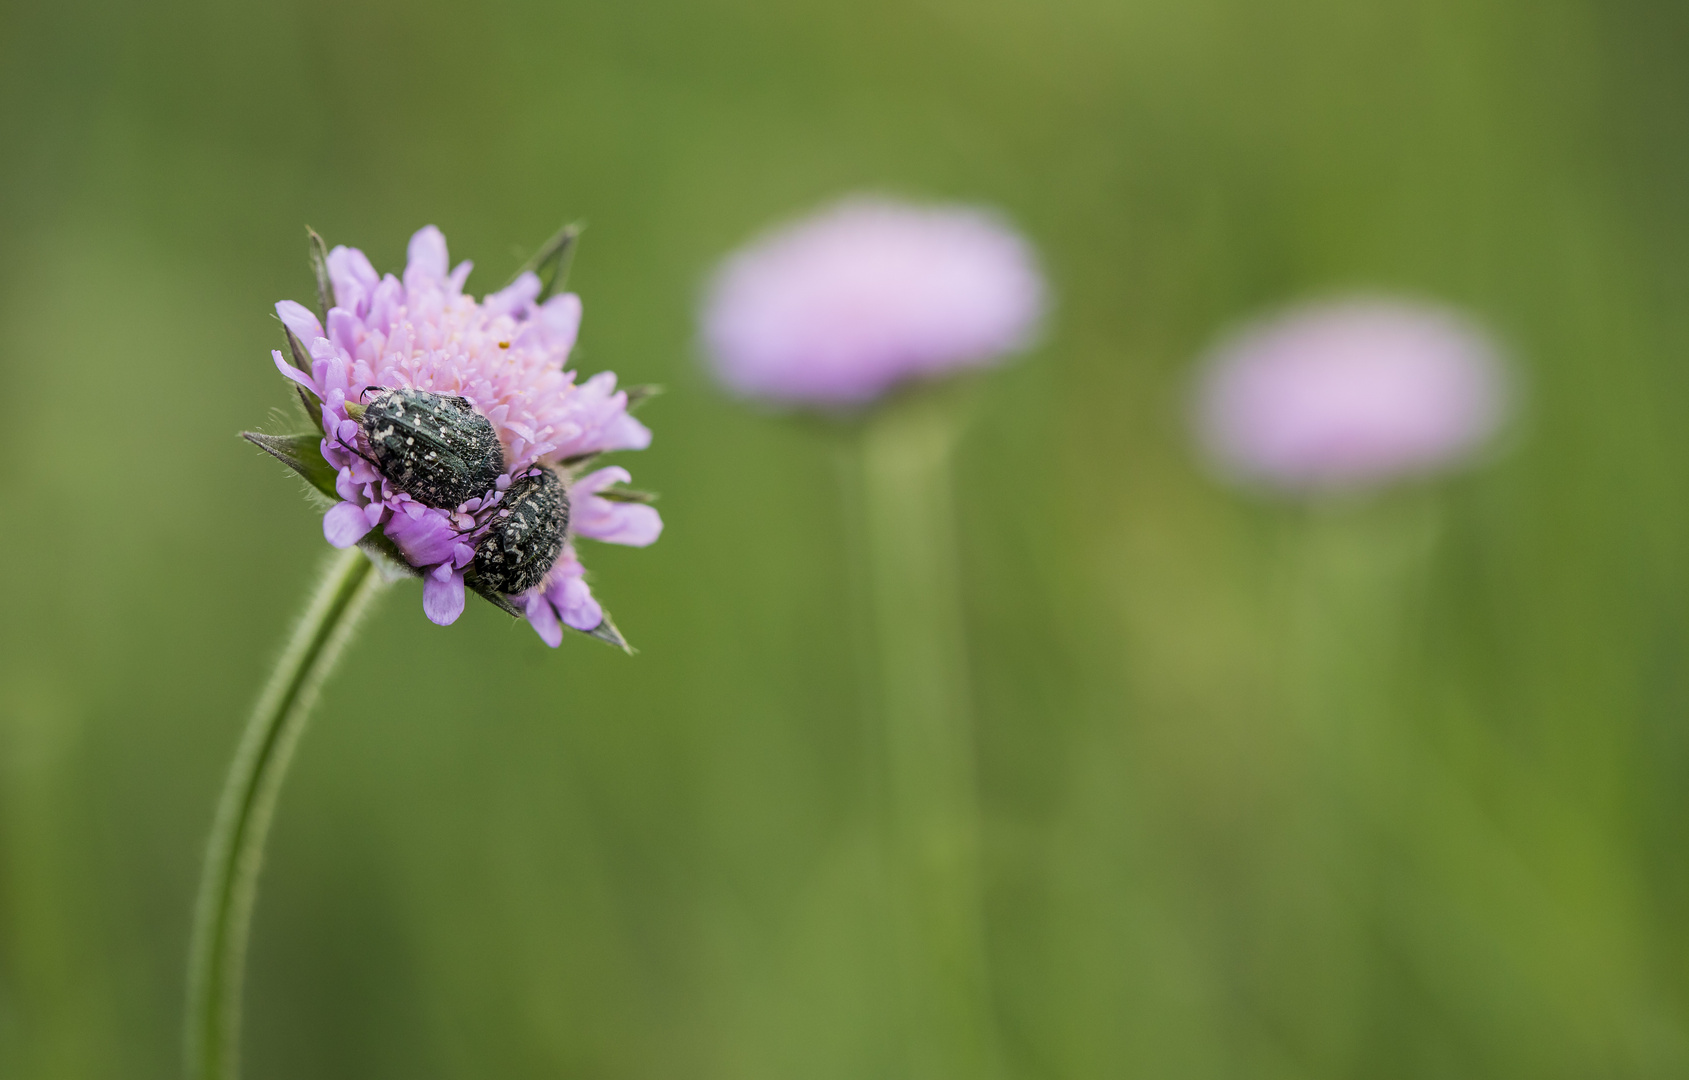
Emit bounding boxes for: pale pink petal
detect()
[548,373,653,458]
[276,300,324,343]
[449,260,474,294]
[405,225,450,290]
[598,412,652,452]
[572,465,662,545]
[573,466,632,494]
[323,501,374,548]
[485,272,540,317]
[575,500,662,547]
[272,350,318,394]
[537,293,582,355]
[326,246,379,315]
[367,275,403,331]
[422,570,466,626]
[326,308,361,355]
[545,548,603,631]
[524,592,563,647]
[334,466,359,502]
[556,577,602,631]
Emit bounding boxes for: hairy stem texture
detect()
[184,548,386,1080]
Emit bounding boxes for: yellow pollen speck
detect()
[499,341,510,349]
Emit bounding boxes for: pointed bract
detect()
[623,384,664,412]
[306,227,333,320]
[508,221,583,302]
[243,431,338,501]
[585,610,632,654]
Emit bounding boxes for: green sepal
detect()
[306,226,333,320]
[559,451,600,473]
[581,609,633,653]
[462,566,633,652]
[596,486,658,504]
[280,325,324,431]
[243,431,338,501]
[507,222,582,301]
[280,324,312,371]
[623,384,663,412]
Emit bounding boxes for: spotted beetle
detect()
[356,388,506,509]
[473,468,570,595]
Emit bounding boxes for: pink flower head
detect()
[265,225,660,647]
[1195,298,1509,493]
[701,197,1046,406]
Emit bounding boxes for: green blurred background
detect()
[4,0,1689,1076]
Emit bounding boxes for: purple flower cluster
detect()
[1195,299,1508,493]
[271,226,660,646]
[698,198,1514,499]
[702,198,1045,406]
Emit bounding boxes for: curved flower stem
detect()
[184,548,387,1080]
[857,395,1003,1080]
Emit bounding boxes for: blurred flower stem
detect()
[1262,499,1442,1068]
[184,548,388,1080]
[1286,498,1439,787]
[853,392,1002,1080]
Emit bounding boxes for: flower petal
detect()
[575,499,663,547]
[484,272,540,317]
[548,372,654,459]
[383,506,464,567]
[599,412,653,452]
[537,293,582,355]
[573,466,632,494]
[276,300,324,343]
[449,260,474,294]
[326,246,378,315]
[334,465,360,502]
[545,548,603,631]
[272,350,319,394]
[326,308,362,356]
[423,570,466,626]
[367,274,403,332]
[323,501,374,548]
[571,467,663,546]
[405,225,450,290]
[524,591,563,647]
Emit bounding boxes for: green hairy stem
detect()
[184,548,387,1080]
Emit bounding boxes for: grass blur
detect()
[3,0,1689,1076]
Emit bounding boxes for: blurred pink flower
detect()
[702,197,1046,406]
[272,225,659,644]
[1195,299,1508,492]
